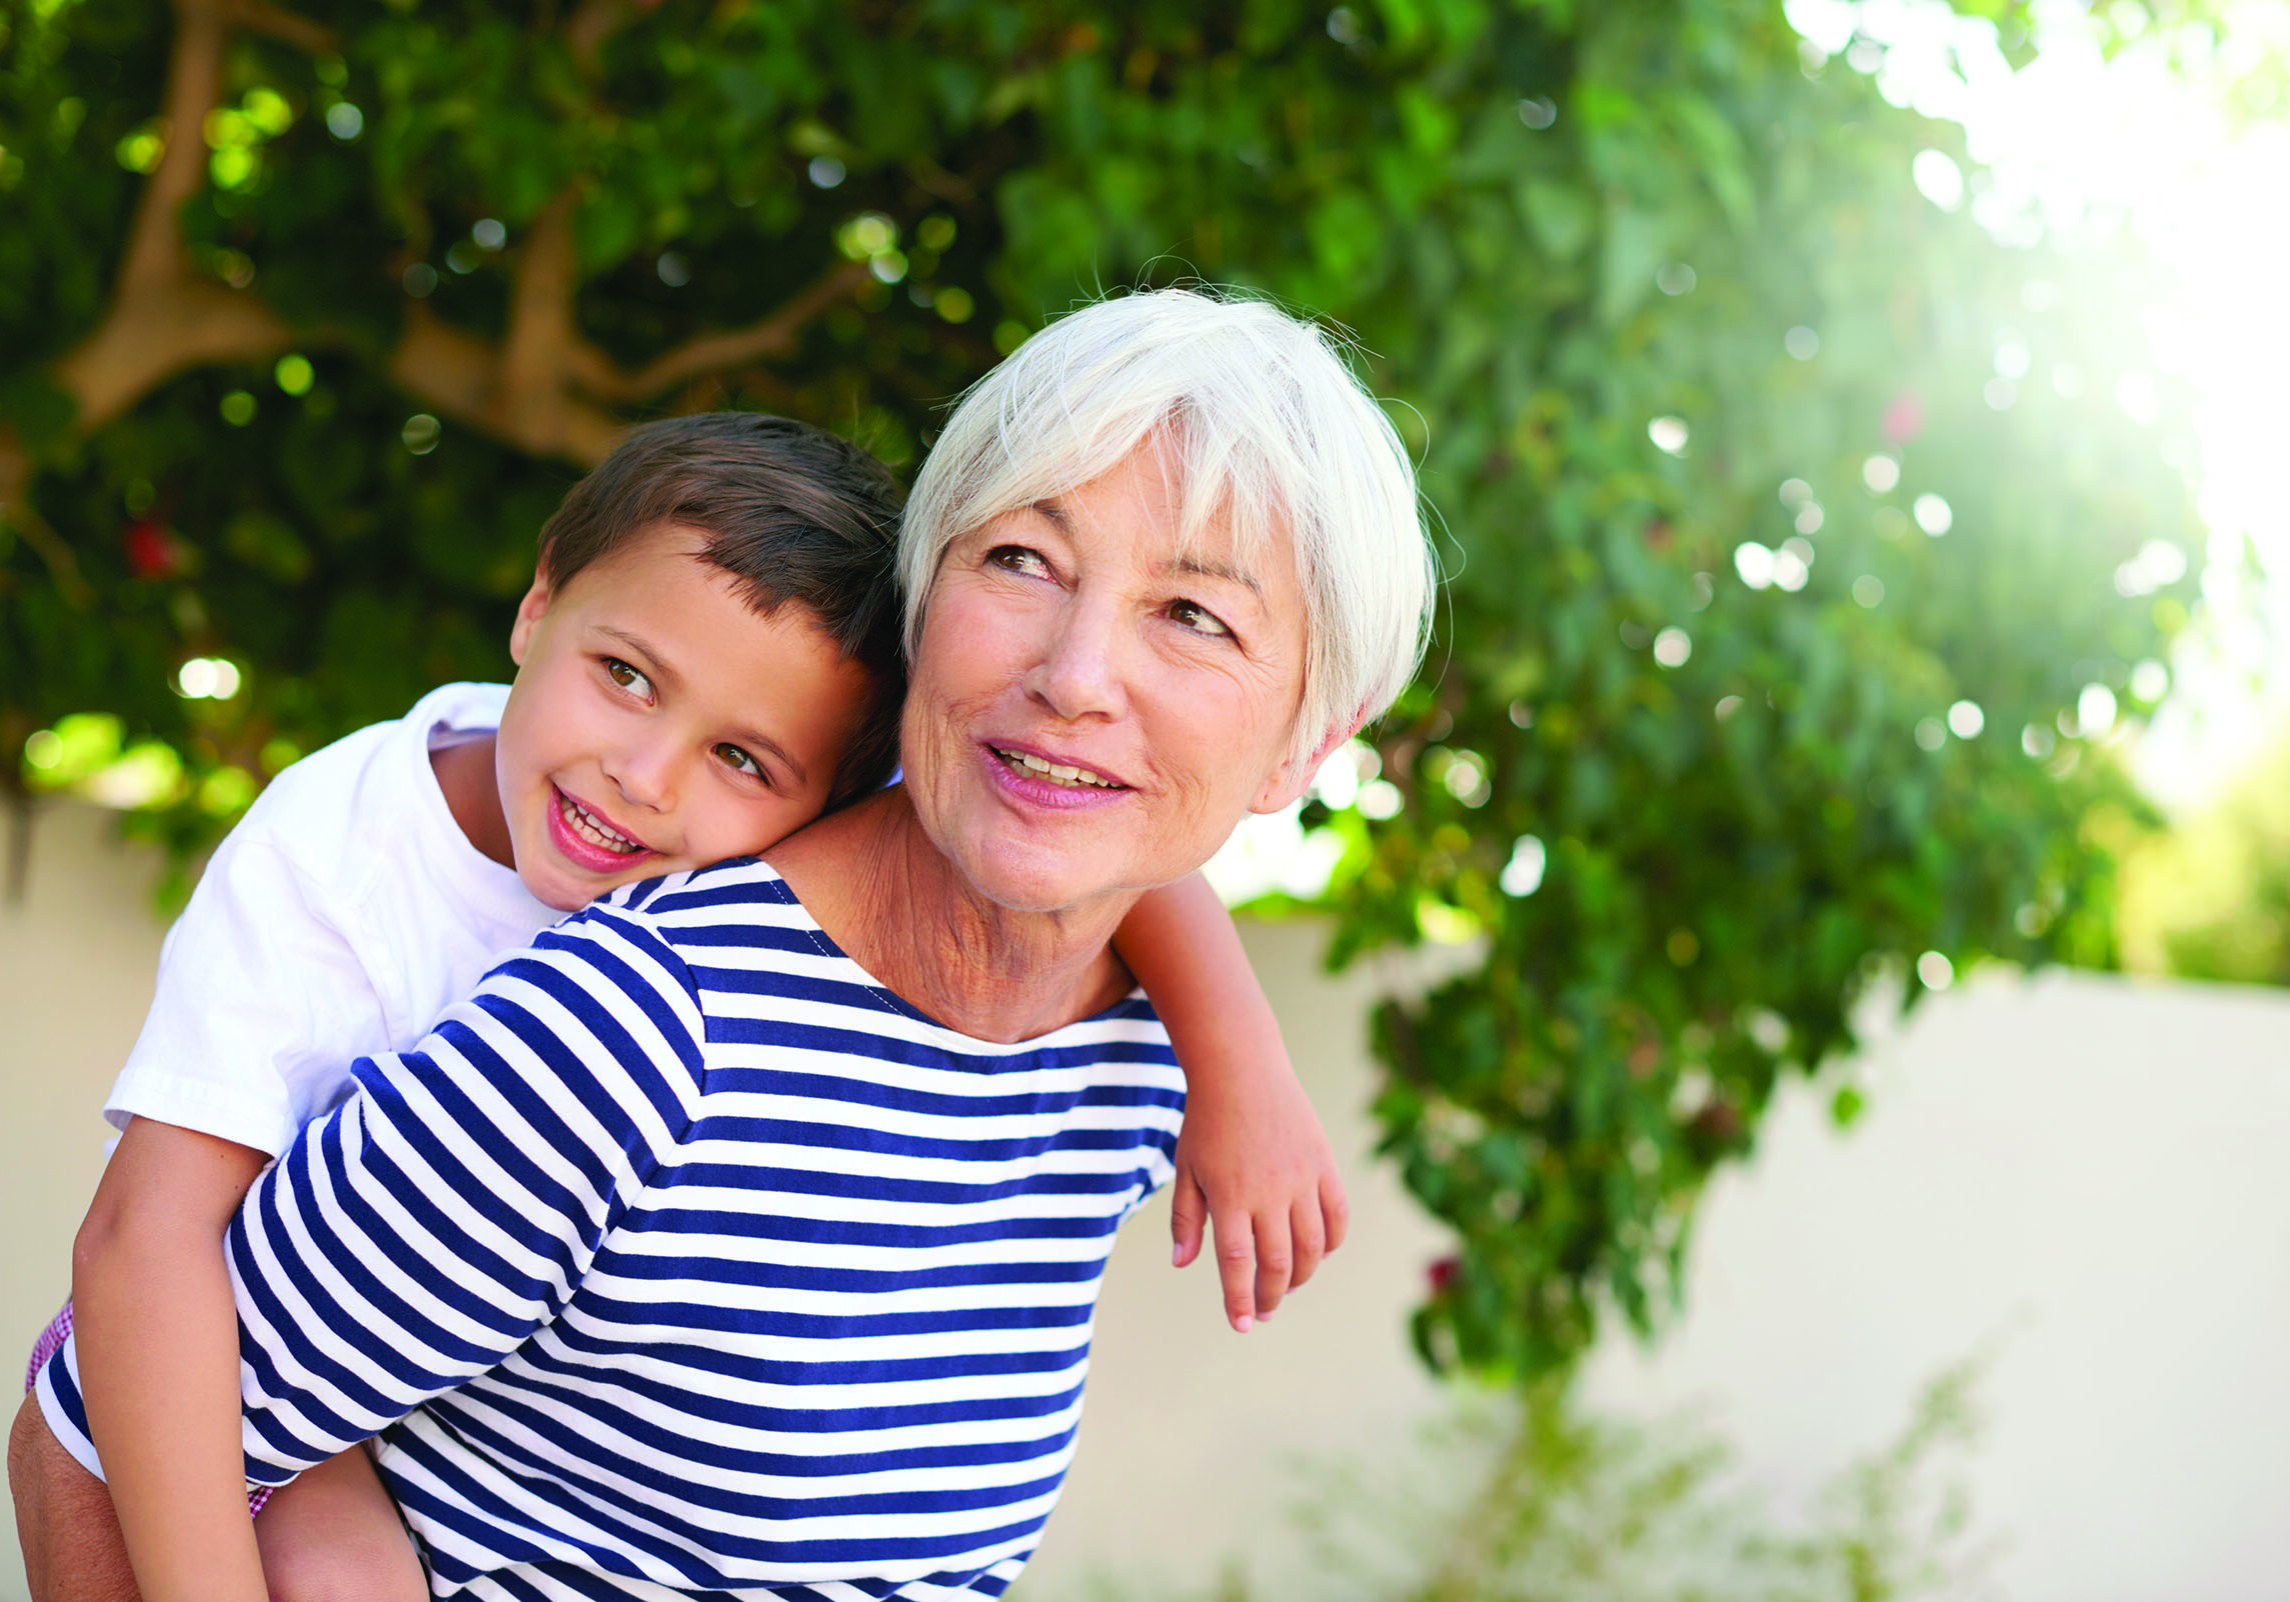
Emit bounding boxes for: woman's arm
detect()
[73,1120,273,1602]
[1112,872,1349,1332]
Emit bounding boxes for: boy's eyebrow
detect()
[599,626,682,689]
[598,626,808,786]
[729,720,808,788]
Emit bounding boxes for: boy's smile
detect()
[463,522,882,912]
[547,783,657,873]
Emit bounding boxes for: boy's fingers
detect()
[1169,1168,1207,1268]
[1321,1172,1351,1255]
[1251,1212,1294,1321]
[1287,1200,1328,1293]
[1213,1210,1258,1332]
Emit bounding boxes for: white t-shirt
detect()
[105,682,560,1157]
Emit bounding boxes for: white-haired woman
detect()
[121,288,1432,1598]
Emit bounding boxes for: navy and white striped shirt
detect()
[218,859,1182,1599]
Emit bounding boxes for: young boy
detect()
[8,414,1343,1602]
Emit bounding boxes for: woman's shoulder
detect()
[566,857,827,971]
[599,854,798,917]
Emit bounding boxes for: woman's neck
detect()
[765,789,1136,1044]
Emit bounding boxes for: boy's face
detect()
[496,522,880,912]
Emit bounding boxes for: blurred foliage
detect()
[2117,728,2290,984]
[1058,1360,1993,1602]
[0,0,2206,1379]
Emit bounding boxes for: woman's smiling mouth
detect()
[989,744,1128,790]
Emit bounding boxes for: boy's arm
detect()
[228,908,699,1482]
[72,1120,272,1602]
[1112,872,1349,1333]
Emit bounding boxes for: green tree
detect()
[2119,728,2290,985]
[0,0,2203,1379]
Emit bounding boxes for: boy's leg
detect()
[254,1444,426,1602]
[8,1394,140,1602]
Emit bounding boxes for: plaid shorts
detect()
[25,1301,271,1516]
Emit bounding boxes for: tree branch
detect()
[24,0,870,497]
[120,0,226,299]
[564,0,642,75]
[51,0,293,435]
[493,187,592,454]
[388,307,626,467]
[0,431,94,609]
[599,258,872,402]
[223,0,336,54]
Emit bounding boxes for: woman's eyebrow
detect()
[1170,554,1263,598]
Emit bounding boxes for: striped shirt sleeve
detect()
[227,902,705,1486]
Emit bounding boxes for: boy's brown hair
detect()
[538,413,906,809]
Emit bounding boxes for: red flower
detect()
[1881,390,1925,446]
[123,520,183,580]
[1427,1255,1460,1295]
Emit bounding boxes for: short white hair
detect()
[900,287,1435,765]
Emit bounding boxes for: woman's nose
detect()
[1023,593,1128,724]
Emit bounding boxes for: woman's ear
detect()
[1249,709,1369,816]
[507,568,555,667]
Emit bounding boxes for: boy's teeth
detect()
[996,747,1117,789]
[560,792,641,852]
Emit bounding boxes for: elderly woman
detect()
[121,288,1429,1597]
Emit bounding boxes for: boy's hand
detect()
[1167,1063,1349,1331]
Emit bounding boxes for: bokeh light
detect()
[1500,835,1548,897]
[173,658,241,700]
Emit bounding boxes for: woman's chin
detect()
[941,832,1137,918]
[959,860,1107,916]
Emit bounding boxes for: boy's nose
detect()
[601,741,678,812]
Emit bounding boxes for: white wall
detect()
[0,806,169,1602]
[1579,969,2290,1602]
[9,803,2290,1602]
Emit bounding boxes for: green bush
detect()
[0,0,2203,1379]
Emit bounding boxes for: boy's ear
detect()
[507,568,555,667]
[1249,705,1370,817]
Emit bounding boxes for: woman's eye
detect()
[988,545,1051,578]
[1168,599,1233,638]
[714,743,766,782]
[603,657,654,698]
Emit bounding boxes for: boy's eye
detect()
[1168,598,1233,638]
[988,545,1051,578]
[603,657,654,698]
[714,743,767,783]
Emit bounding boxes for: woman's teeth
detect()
[560,791,643,853]
[994,747,1119,789]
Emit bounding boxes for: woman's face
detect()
[904,442,1324,918]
